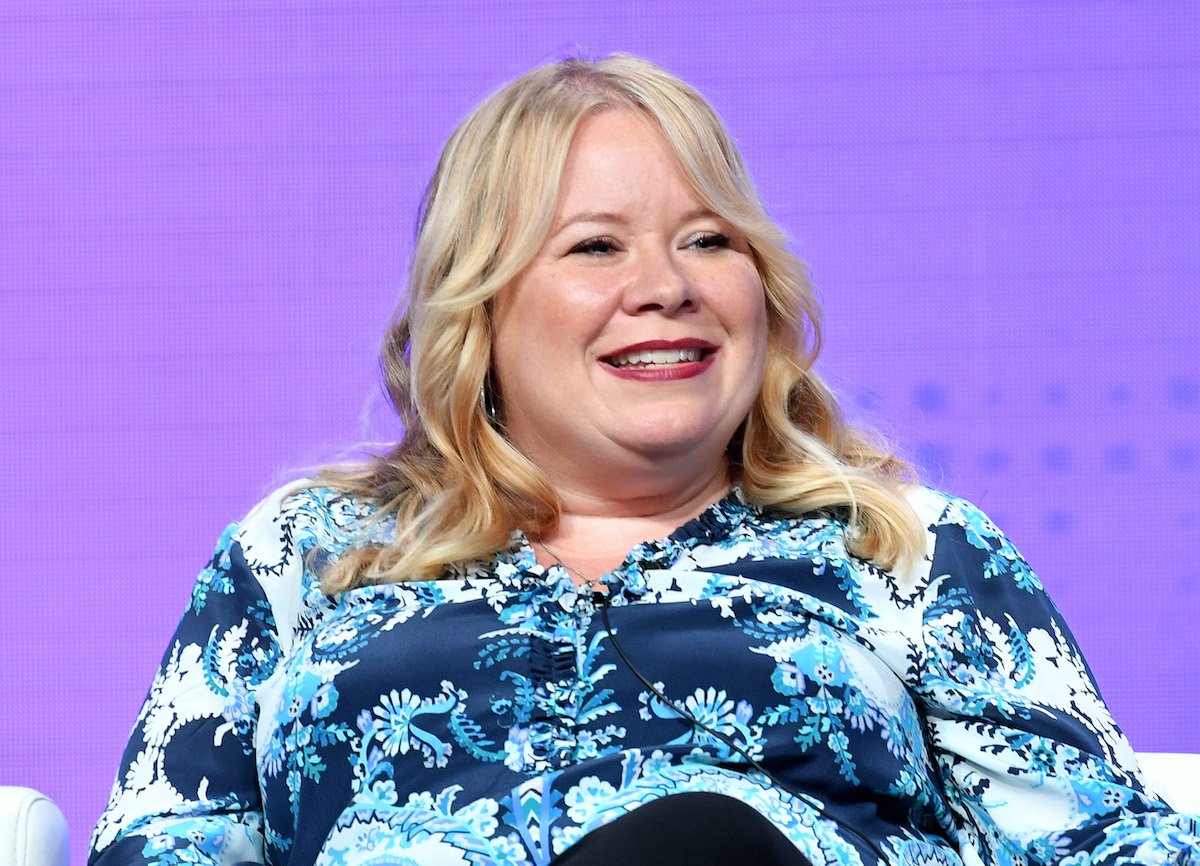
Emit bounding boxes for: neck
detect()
[555,460,731,522]
[532,460,732,583]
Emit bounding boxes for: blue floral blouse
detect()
[89,484,1199,865]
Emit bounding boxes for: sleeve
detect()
[88,519,284,866]
[914,495,1200,866]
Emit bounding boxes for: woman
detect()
[89,55,1199,866]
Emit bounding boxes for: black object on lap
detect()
[548,791,816,866]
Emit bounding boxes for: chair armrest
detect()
[1137,752,1200,813]
[0,787,69,866]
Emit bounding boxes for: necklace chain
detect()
[536,539,602,590]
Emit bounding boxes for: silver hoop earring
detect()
[481,378,500,427]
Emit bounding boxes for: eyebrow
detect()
[550,211,628,237]
[550,207,720,237]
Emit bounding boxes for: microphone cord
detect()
[593,590,890,866]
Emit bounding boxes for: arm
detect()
[88,519,283,866]
[914,494,1200,865]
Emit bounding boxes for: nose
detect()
[621,247,700,316]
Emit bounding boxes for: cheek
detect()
[489,290,533,401]
[500,272,618,360]
[739,288,771,398]
[491,278,581,405]
[736,280,770,361]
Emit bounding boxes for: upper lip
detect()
[599,338,717,364]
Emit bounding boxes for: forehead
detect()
[566,109,675,163]
[553,109,701,217]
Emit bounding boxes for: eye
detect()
[569,237,619,256]
[686,231,732,251]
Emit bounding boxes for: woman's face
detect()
[490,109,768,490]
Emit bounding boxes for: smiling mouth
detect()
[604,347,712,368]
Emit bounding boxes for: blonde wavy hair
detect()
[317,54,923,590]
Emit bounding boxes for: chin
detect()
[615,430,731,465]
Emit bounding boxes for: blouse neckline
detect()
[497,487,758,597]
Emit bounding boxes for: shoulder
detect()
[901,485,1044,598]
[218,480,386,647]
[902,486,1018,555]
[903,485,990,532]
[233,480,383,567]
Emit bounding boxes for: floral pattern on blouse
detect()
[89,484,1200,865]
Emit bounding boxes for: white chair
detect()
[0,787,68,866]
[1137,751,1200,813]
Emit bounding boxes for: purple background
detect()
[2,2,1197,861]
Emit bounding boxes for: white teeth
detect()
[610,348,703,367]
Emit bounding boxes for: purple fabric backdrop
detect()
[2,2,1196,861]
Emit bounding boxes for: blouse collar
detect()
[497,487,758,598]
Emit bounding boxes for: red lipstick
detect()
[600,339,717,382]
